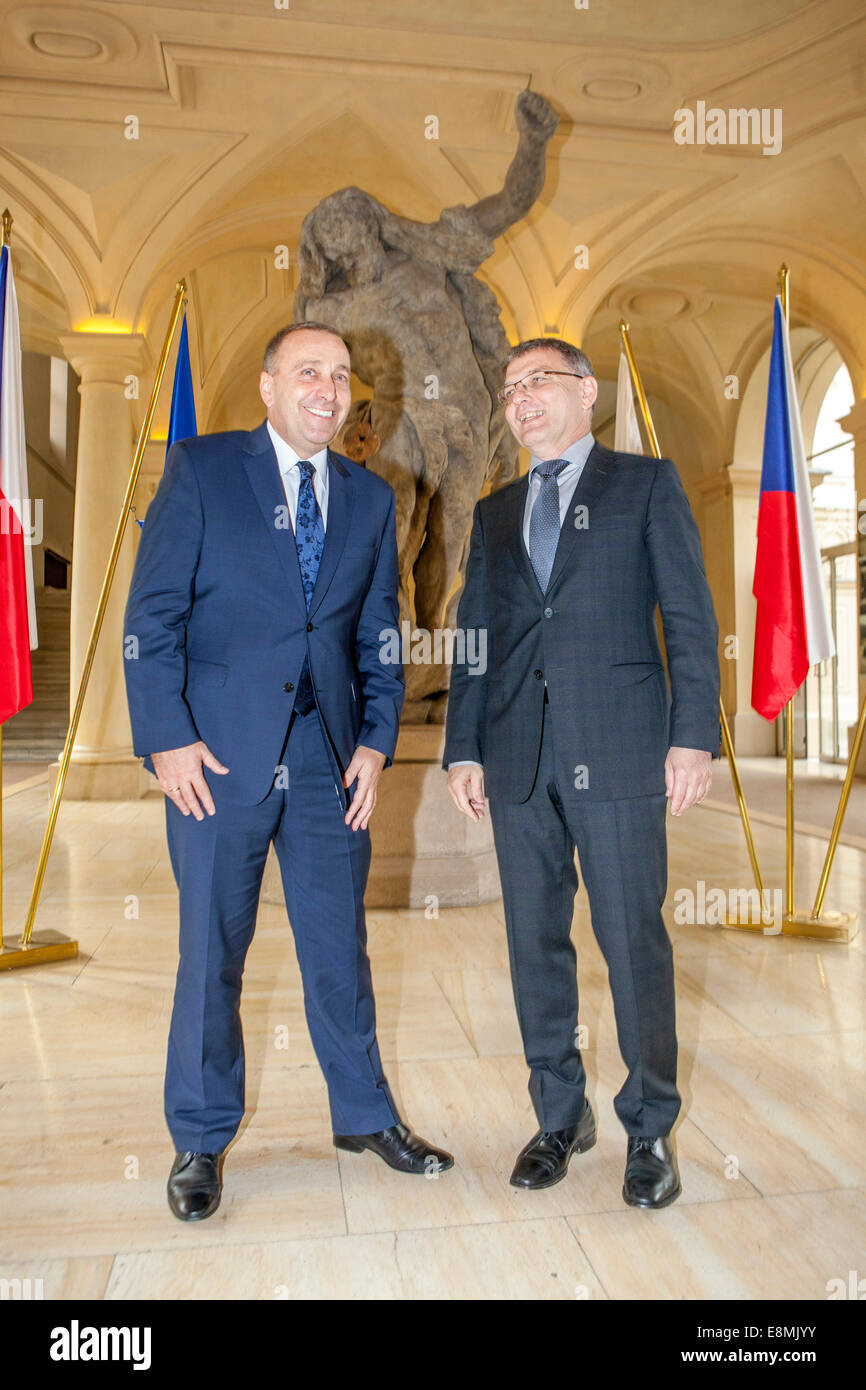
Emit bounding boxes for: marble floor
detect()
[705,755,866,845]
[1,778,864,1301]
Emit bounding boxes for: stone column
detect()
[696,464,774,755]
[841,398,866,774]
[56,331,150,799]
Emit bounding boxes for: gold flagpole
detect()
[619,322,660,460]
[810,689,866,919]
[775,265,856,942]
[1,279,187,969]
[619,319,768,928]
[778,267,797,926]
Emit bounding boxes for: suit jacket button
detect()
[306,621,314,632]
[534,669,543,680]
[283,682,294,692]
[543,607,553,618]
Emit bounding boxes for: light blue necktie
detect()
[294,460,325,712]
[528,458,569,593]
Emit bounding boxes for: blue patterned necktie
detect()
[528,458,569,593]
[293,459,324,713]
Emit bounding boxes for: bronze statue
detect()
[294,90,559,703]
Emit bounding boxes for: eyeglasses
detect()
[497,369,587,407]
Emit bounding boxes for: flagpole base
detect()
[0,930,79,971]
[782,911,858,943]
[718,916,778,934]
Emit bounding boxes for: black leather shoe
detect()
[622,1135,681,1209]
[510,1101,596,1190]
[333,1123,453,1174]
[167,1151,223,1221]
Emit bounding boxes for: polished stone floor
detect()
[1,777,864,1301]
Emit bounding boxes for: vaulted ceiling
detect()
[1,0,864,480]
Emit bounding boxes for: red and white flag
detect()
[0,242,37,724]
[614,351,643,454]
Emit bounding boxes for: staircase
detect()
[2,588,70,762]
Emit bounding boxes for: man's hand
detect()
[665,746,712,816]
[152,741,229,821]
[343,744,387,831]
[447,763,486,822]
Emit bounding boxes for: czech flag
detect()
[0,242,37,724]
[751,297,834,721]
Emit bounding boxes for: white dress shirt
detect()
[267,420,329,531]
[450,432,596,770]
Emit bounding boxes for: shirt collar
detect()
[266,420,329,482]
[529,431,595,478]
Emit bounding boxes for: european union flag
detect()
[136,312,197,528]
[166,312,197,458]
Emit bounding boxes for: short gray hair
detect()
[505,336,594,378]
[263,321,349,373]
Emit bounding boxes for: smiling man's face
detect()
[503,346,598,459]
[259,328,352,455]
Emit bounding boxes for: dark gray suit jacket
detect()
[442,441,721,803]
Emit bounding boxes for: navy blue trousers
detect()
[163,706,400,1152]
[488,698,679,1138]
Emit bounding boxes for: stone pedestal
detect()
[261,722,501,910]
[48,755,152,801]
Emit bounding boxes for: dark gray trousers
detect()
[488,697,679,1137]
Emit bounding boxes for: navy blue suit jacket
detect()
[443,441,720,803]
[124,420,404,805]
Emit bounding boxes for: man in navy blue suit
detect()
[125,323,453,1221]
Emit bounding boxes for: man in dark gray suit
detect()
[443,337,720,1208]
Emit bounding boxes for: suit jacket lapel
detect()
[308,449,354,618]
[545,442,613,598]
[243,422,308,613]
[504,475,542,599]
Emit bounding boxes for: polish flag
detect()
[751,297,833,721]
[0,243,37,724]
